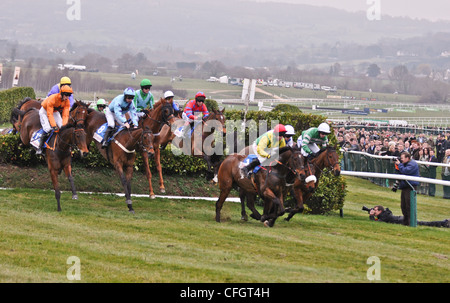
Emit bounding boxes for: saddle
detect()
[93,123,126,144]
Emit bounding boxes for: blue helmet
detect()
[123,87,135,97]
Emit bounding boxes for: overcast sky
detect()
[253,0,450,21]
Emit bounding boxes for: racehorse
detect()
[14,108,89,211]
[215,147,308,227]
[10,97,41,133]
[284,146,341,222]
[84,110,155,213]
[238,145,317,225]
[137,98,179,196]
[175,108,226,181]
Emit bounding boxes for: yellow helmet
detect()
[60,76,72,85]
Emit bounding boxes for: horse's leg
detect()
[49,169,62,212]
[260,189,285,227]
[125,165,134,213]
[141,151,155,199]
[285,186,305,222]
[246,193,262,221]
[63,164,78,200]
[239,188,248,221]
[153,148,165,193]
[115,164,133,213]
[215,187,232,223]
[202,154,215,181]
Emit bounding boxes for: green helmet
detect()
[140,79,152,88]
[96,99,106,106]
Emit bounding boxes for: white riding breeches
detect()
[39,107,63,133]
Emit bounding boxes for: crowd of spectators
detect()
[334,126,450,162]
[333,124,450,198]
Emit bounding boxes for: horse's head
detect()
[205,108,226,136]
[70,100,89,128]
[73,126,89,158]
[288,149,306,181]
[140,126,155,158]
[315,146,341,176]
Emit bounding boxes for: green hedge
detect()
[0,87,36,124]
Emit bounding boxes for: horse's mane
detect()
[59,124,73,132]
[279,146,293,155]
[152,98,166,110]
[16,97,34,109]
[70,100,89,112]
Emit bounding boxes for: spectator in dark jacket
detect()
[395,152,420,226]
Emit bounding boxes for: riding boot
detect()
[242,158,261,177]
[36,132,49,155]
[102,127,114,149]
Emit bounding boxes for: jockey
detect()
[102,87,138,148]
[297,122,331,158]
[37,86,73,154]
[47,76,75,108]
[180,91,209,138]
[163,90,181,112]
[242,124,287,176]
[284,125,296,147]
[133,79,154,118]
[89,98,107,112]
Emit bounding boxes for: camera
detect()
[391,180,400,192]
[362,206,373,213]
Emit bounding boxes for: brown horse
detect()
[137,98,179,196]
[84,110,155,213]
[10,97,42,133]
[284,146,341,222]
[215,147,307,227]
[14,108,89,211]
[174,108,226,181]
[238,145,317,225]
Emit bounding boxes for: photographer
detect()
[365,205,449,228]
[394,152,420,226]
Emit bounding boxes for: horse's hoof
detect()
[160,188,166,194]
[72,195,78,200]
[129,209,135,214]
[263,220,270,227]
[241,215,248,221]
[150,194,156,199]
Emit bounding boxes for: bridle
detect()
[312,148,340,173]
[138,128,154,153]
[70,104,88,127]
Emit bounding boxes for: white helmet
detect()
[164,91,175,99]
[285,125,295,136]
[317,123,331,134]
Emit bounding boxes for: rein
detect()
[46,128,83,152]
